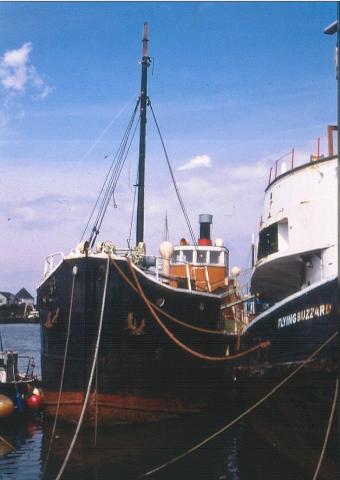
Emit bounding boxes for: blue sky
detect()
[0,1,337,297]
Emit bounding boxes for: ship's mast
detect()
[136,23,150,245]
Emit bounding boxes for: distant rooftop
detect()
[0,291,15,299]
[15,288,34,300]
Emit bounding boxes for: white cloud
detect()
[0,42,32,92]
[0,42,54,98]
[36,85,55,99]
[3,43,31,68]
[178,154,212,171]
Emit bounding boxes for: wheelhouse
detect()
[169,244,229,293]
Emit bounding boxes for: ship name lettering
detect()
[277,303,332,329]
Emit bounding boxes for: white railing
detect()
[43,252,65,278]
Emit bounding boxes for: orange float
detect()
[0,394,15,418]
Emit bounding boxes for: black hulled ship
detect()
[240,137,338,368]
[234,129,338,478]
[37,24,252,426]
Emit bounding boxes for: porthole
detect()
[156,298,165,308]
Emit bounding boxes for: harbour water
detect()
[0,324,309,479]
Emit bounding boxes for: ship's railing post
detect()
[155,257,160,281]
[185,263,192,291]
[268,166,272,185]
[204,266,212,292]
[291,148,295,169]
[44,252,65,277]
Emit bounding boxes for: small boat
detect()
[0,349,42,419]
[37,25,254,426]
[27,308,39,322]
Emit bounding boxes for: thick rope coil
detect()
[127,259,270,362]
[138,331,338,478]
[111,257,247,335]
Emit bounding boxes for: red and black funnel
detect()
[198,214,212,246]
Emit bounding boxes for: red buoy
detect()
[25,394,43,411]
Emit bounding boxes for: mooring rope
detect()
[94,362,99,447]
[311,377,338,480]
[0,326,3,351]
[138,331,338,478]
[53,256,110,480]
[41,265,78,480]
[0,435,15,451]
[111,257,247,335]
[127,259,270,361]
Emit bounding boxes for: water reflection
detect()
[0,324,311,480]
[41,411,243,480]
[0,415,43,480]
[0,410,312,480]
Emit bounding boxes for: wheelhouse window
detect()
[183,250,193,263]
[257,223,278,260]
[173,251,182,263]
[197,250,208,263]
[172,249,193,264]
[210,251,224,265]
[171,247,228,266]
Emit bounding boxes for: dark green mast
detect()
[136,23,150,245]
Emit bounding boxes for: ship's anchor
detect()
[44,307,61,329]
[127,311,146,335]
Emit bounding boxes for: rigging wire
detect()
[148,100,200,256]
[80,98,140,245]
[82,95,207,255]
[80,158,117,242]
[80,98,140,242]
[91,114,140,247]
[89,99,140,245]
[128,168,139,247]
[76,92,139,167]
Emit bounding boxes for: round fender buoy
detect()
[32,387,42,397]
[0,394,15,418]
[25,394,43,411]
